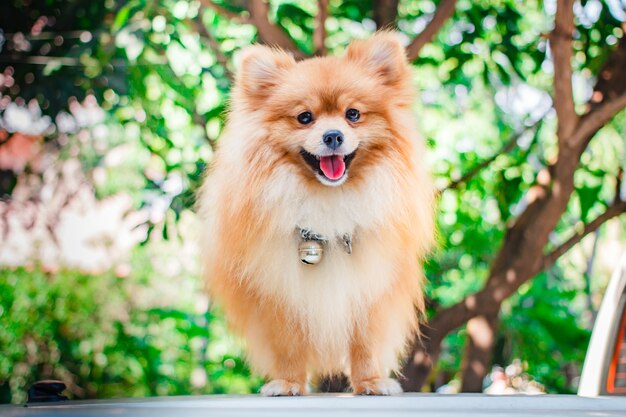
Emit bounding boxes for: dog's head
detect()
[232,32,415,187]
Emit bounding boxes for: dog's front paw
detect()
[353,377,403,396]
[260,379,304,396]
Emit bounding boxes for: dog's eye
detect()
[297,111,313,125]
[346,108,360,122]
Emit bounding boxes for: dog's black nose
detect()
[323,130,344,150]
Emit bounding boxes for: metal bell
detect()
[299,240,323,265]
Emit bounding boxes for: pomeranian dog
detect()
[198,32,434,396]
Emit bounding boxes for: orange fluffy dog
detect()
[198,32,434,396]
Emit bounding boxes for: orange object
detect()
[607,305,626,394]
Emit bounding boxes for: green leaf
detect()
[577,184,603,222]
[112,5,133,33]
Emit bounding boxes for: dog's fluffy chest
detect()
[234,167,405,359]
[241,221,397,364]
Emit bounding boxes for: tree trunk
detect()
[401,324,444,391]
[460,313,499,392]
[402,24,626,390]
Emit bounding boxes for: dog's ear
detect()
[235,45,295,101]
[346,32,410,88]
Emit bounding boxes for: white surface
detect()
[2,394,626,417]
[578,252,626,397]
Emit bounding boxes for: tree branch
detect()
[542,199,626,270]
[189,16,233,80]
[248,0,305,58]
[570,92,626,149]
[570,35,626,150]
[551,0,578,144]
[373,0,399,29]
[588,35,626,111]
[405,0,458,61]
[615,167,623,205]
[313,0,328,56]
[442,135,518,192]
[199,0,304,58]
[441,117,544,192]
[197,0,249,24]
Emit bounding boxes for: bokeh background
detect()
[1,0,625,404]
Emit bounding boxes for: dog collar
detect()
[297,226,353,265]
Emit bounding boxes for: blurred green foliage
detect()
[0,254,262,404]
[1,0,625,403]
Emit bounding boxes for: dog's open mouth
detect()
[300,149,357,182]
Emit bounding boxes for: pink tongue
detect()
[319,155,346,180]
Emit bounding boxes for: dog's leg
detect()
[349,329,403,396]
[258,309,308,396]
[349,274,419,396]
[213,276,308,396]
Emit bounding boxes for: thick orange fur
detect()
[198,32,435,396]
